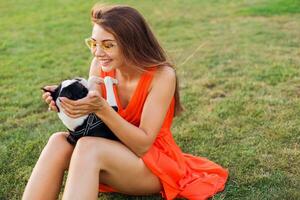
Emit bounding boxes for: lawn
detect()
[0,0,299,199]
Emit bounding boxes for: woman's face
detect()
[90,24,125,71]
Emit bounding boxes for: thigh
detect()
[85,137,162,195]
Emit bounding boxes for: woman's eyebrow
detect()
[102,39,115,42]
[91,37,115,42]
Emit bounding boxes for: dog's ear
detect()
[41,85,61,101]
[51,85,62,101]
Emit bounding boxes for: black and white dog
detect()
[42,76,119,145]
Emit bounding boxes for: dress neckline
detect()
[113,69,145,112]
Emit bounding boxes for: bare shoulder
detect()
[152,65,176,86]
[147,65,176,98]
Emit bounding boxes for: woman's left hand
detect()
[60,91,107,118]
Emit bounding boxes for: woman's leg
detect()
[62,137,161,200]
[22,132,74,200]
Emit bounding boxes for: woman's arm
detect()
[96,66,176,157]
[88,57,102,93]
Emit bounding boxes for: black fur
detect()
[60,82,88,100]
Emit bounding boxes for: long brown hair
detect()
[91,4,183,116]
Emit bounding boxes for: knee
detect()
[44,132,73,159]
[39,132,74,170]
[74,137,100,157]
[47,132,69,149]
[72,137,107,166]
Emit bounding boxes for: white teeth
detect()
[97,59,113,72]
[99,59,111,65]
[101,65,113,72]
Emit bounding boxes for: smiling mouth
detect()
[99,59,112,65]
[98,59,113,72]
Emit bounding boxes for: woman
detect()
[23,4,228,200]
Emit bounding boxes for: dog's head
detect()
[57,78,89,101]
[42,78,89,112]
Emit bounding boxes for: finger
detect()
[60,100,89,114]
[46,102,56,112]
[60,99,74,111]
[50,101,58,112]
[42,92,50,99]
[60,101,80,115]
[59,97,79,106]
[62,108,87,118]
[60,97,90,108]
[45,96,53,104]
[50,101,56,108]
[60,99,90,114]
[44,85,58,92]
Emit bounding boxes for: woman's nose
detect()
[94,45,106,57]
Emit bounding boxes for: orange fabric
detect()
[99,68,228,199]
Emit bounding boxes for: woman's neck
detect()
[116,65,143,82]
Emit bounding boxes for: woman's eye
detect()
[103,43,114,49]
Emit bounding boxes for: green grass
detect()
[1,0,300,199]
[239,0,300,16]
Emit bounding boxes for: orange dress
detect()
[99,68,228,200]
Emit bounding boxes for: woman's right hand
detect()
[41,85,58,112]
